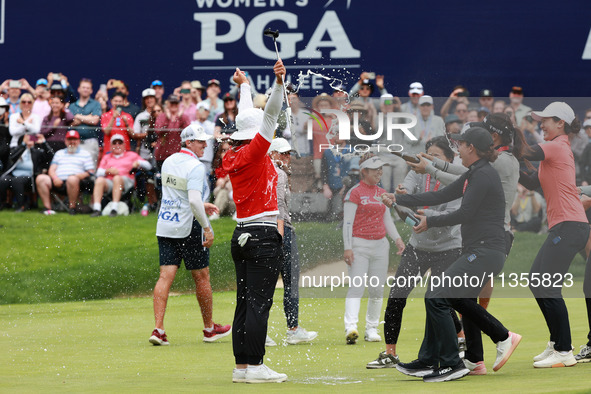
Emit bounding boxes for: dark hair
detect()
[553,116,582,135]
[112,91,126,100]
[212,140,231,170]
[474,146,498,163]
[425,136,455,162]
[484,113,532,160]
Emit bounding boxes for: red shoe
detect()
[203,323,231,342]
[149,329,170,346]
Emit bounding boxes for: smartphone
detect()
[53,73,61,81]
[99,84,107,93]
[116,106,123,115]
[366,72,376,79]
[180,89,191,94]
[9,80,22,88]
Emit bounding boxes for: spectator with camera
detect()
[90,134,152,217]
[0,133,53,211]
[203,79,224,122]
[440,86,470,120]
[101,92,134,153]
[107,80,140,119]
[35,130,94,215]
[154,94,190,169]
[176,81,197,122]
[46,73,77,104]
[32,79,51,118]
[214,93,238,138]
[9,93,42,148]
[69,79,102,165]
[41,96,74,152]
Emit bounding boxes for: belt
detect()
[237,221,277,228]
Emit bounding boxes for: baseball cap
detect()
[223,93,235,101]
[511,86,523,95]
[445,114,462,124]
[530,102,575,124]
[142,88,156,98]
[36,78,48,87]
[50,83,64,91]
[181,124,213,142]
[196,101,210,111]
[583,119,591,128]
[409,82,424,94]
[151,80,163,87]
[360,156,387,170]
[380,93,394,105]
[65,130,80,139]
[167,94,180,103]
[110,134,125,144]
[450,126,493,150]
[191,80,204,90]
[207,79,220,86]
[268,138,294,154]
[482,113,513,136]
[418,95,433,106]
[480,89,493,98]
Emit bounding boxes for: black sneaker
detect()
[423,362,470,383]
[395,359,434,377]
[90,210,101,217]
[69,208,77,215]
[109,209,118,217]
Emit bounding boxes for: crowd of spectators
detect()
[0,71,590,226]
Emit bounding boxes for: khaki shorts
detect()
[104,177,135,194]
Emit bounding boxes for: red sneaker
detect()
[149,329,170,346]
[203,323,232,342]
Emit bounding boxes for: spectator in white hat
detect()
[204,79,223,122]
[90,134,152,217]
[405,95,445,156]
[191,101,215,175]
[400,82,424,118]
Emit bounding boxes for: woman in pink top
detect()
[343,153,405,345]
[519,102,589,368]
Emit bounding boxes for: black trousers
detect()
[383,244,462,344]
[0,175,32,208]
[231,225,283,365]
[529,221,589,351]
[281,226,300,329]
[418,247,507,368]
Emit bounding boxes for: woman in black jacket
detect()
[0,133,54,211]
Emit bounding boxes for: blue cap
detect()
[151,80,163,87]
[36,78,48,86]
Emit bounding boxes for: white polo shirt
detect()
[156,148,209,238]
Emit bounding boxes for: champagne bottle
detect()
[392,151,420,164]
[392,203,420,226]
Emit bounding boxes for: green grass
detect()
[2,292,591,392]
[1,211,588,304]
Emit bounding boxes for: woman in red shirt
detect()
[223,60,288,384]
[520,102,589,368]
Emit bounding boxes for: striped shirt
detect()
[52,148,95,180]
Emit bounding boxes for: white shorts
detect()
[104,177,135,194]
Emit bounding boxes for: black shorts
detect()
[51,177,94,194]
[157,220,209,270]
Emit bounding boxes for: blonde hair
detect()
[19,93,34,111]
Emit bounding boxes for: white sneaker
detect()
[575,345,591,363]
[364,328,381,342]
[346,328,359,345]
[533,350,577,368]
[209,212,220,221]
[232,368,247,383]
[493,331,522,372]
[533,341,555,362]
[265,335,277,347]
[245,364,287,383]
[286,327,318,345]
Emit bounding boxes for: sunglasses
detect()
[21,101,33,104]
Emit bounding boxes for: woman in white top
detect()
[9,93,41,148]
